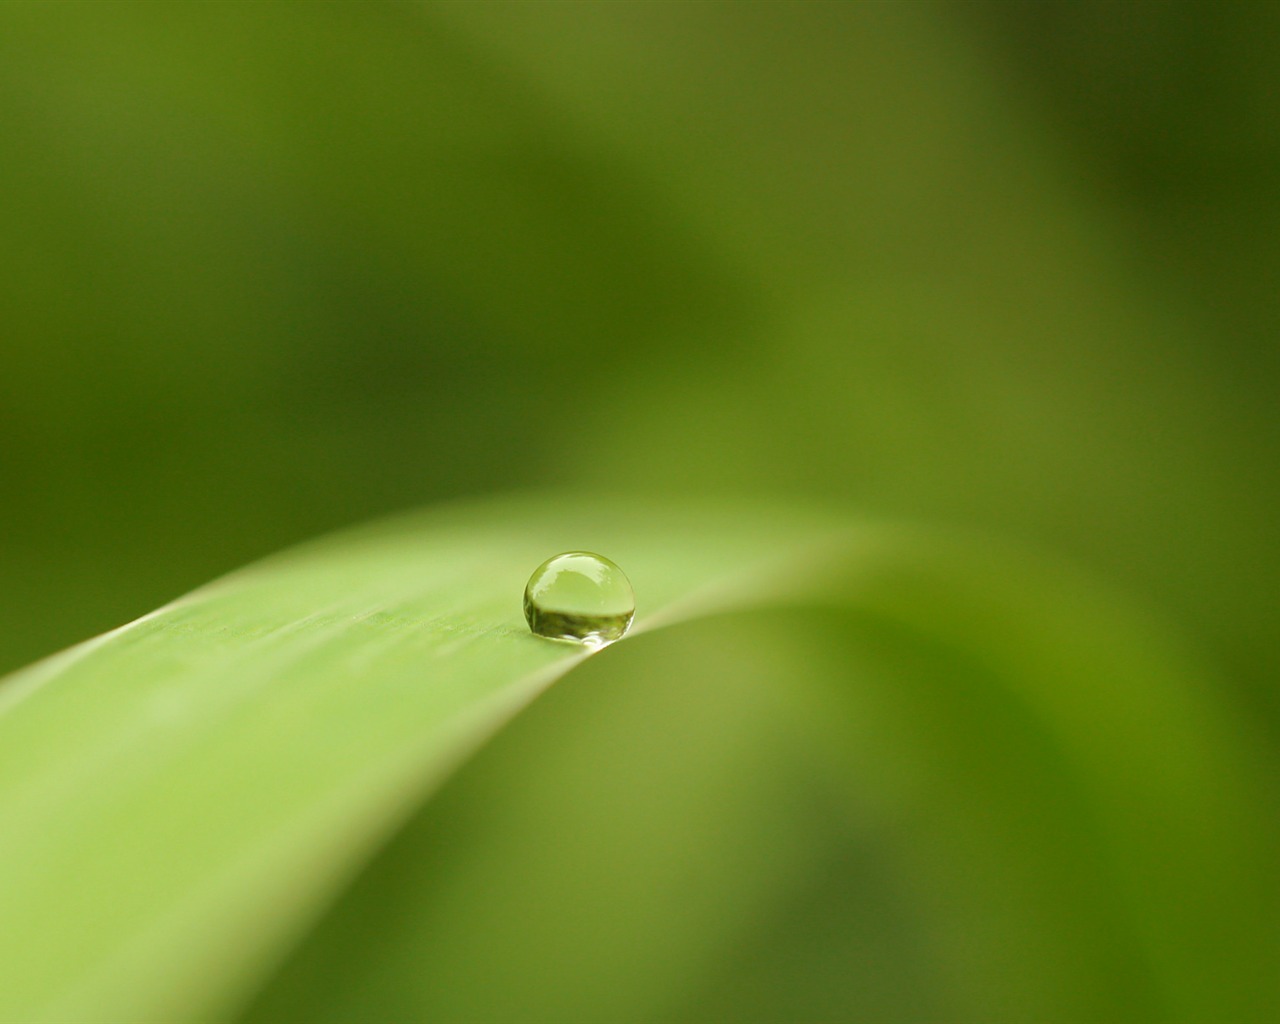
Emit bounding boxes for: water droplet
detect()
[524,551,635,647]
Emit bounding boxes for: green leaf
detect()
[0,496,847,1023]
[0,496,1272,1022]
[240,530,1277,1024]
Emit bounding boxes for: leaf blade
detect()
[0,496,848,1023]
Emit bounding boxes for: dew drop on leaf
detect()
[523,552,635,647]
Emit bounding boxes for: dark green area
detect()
[1,1,1275,706]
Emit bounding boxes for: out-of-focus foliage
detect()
[1,2,1275,705]
[0,1,1276,1021]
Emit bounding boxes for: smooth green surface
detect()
[0,3,1276,1022]
[0,496,1272,1022]
[0,497,847,1023]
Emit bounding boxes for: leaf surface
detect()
[0,496,1271,1023]
[0,496,847,1022]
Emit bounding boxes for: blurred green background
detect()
[2,0,1277,715]
[1,1,1277,1019]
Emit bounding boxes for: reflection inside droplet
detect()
[523,551,635,646]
